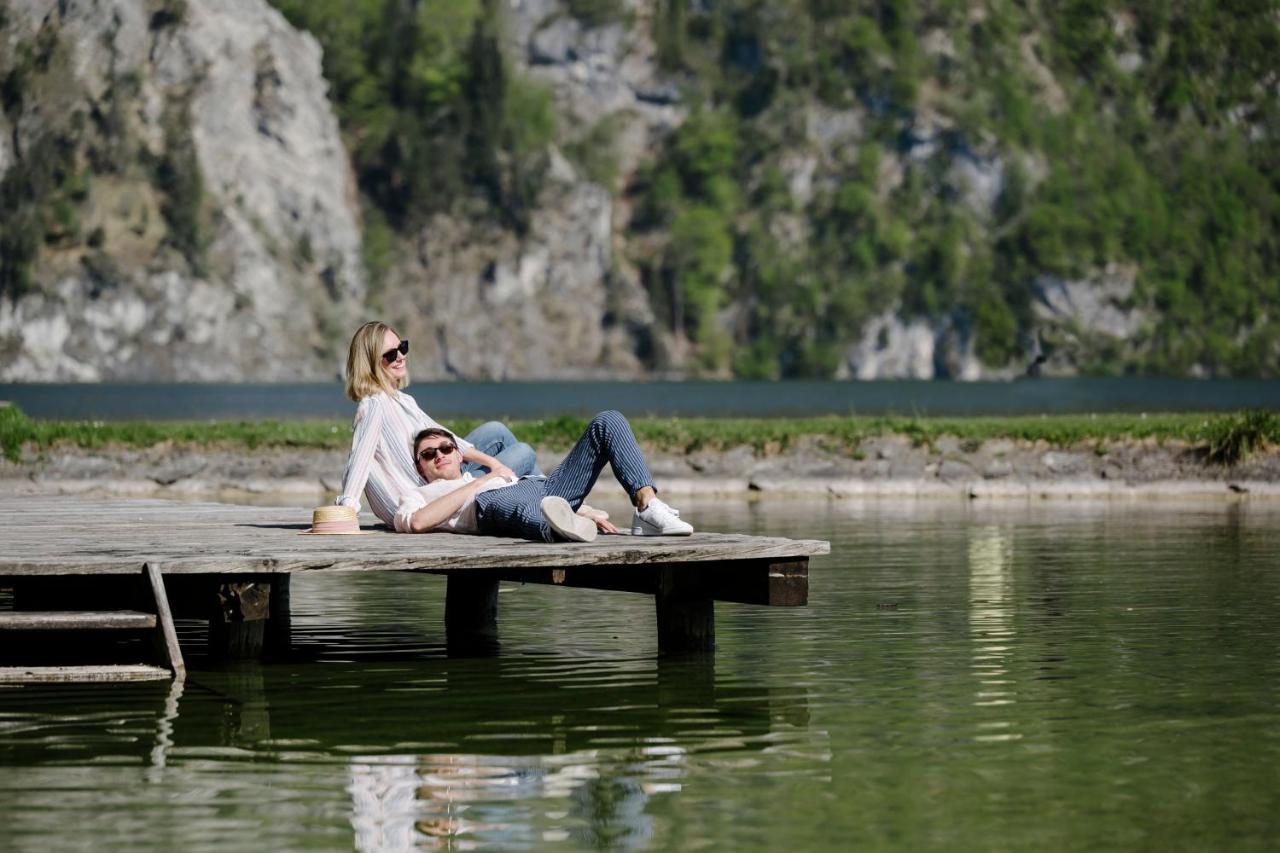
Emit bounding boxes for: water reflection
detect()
[146,678,184,774]
[0,649,813,847]
[967,525,1021,742]
[3,500,1278,850]
[347,751,657,849]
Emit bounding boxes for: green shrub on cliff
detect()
[270,0,555,235]
[265,0,1278,378]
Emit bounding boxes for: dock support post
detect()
[209,577,273,660]
[445,572,499,656]
[656,567,715,654]
[265,575,291,659]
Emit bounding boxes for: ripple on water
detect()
[2,499,1279,849]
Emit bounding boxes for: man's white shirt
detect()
[393,472,519,533]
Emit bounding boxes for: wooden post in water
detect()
[265,575,291,659]
[209,577,271,660]
[445,571,499,656]
[655,566,715,653]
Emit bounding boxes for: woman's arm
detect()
[335,396,386,511]
[406,473,504,533]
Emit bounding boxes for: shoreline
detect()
[4,435,1277,503]
[3,477,1276,502]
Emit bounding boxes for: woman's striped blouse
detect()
[334,391,472,526]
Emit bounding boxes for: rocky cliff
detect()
[0,0,1273,381]
[0,0,364,380]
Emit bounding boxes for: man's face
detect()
[416,436,462,482]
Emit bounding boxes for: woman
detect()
[335,321,542,528]
[396,410,693,542]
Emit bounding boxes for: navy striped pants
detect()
[473,410,654,542]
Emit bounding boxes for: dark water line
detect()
[1,378,1278,421]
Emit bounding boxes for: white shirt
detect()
[335,391,474,527]
[393,472,518,534]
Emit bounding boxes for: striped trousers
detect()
[473,410,654,542]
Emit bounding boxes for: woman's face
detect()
[380,328,407,384]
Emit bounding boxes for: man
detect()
[394,410,693,542]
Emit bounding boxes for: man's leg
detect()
[473,480,555,542]
[542,411,654,508]
[461,421,543,477]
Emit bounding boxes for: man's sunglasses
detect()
[382,339,409,363]
[416,441,457,463]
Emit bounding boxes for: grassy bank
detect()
[2,405,1276,466]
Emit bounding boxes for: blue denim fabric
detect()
[459,421,543,478]
[473,411,654,542]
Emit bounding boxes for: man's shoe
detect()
[541,496,598,542]
[631,497,694,536]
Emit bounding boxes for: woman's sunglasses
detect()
[416,441,457,463]
[382,339,409,363]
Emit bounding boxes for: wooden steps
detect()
[0,564,184,684]
[0,664,172,683]
[0,611,158,630]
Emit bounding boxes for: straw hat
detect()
[299,505,371,535]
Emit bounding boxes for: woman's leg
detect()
[461,421,543,477]
[542,411,654,509]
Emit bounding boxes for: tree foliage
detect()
[627,0,1280,377]
[269,0,554,233]
[270,0,1279,377]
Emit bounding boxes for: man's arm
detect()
[406,473,504,533]
[460,446,514,480]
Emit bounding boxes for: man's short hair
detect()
[413,427,453,450]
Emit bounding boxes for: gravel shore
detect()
[3,435,1277,503]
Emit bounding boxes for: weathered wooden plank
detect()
[0,536,830,575]
[0,497,829,576]
[0,610,157,630]
[145,563,185,680]
[493,557,809,606]
[709,559,809,607]
[492,565,658,595]
[0,664,172,683]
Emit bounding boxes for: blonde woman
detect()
[335,321,541,528]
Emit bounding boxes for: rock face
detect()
[383,155,650,380]
[371,0,680,381]
[509,0,684,179]
[0,0,1172,382]
[0,0,364,381]
[1030,264,1148,374]
[842,311,994,380]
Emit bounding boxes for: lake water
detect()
[2,377,1279,420]
[2,498,1277,850]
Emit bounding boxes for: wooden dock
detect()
[0,496,829,673]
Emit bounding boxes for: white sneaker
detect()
[541,496,597,543]
[631,497,694,536]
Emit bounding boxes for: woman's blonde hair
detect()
[344,321,408,401]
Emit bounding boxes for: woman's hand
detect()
[595,518,620,534]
